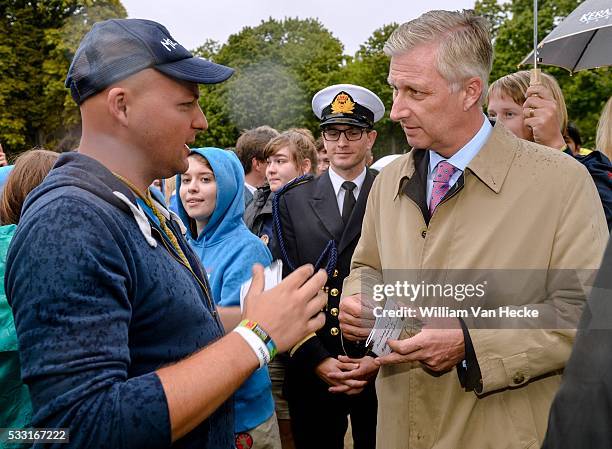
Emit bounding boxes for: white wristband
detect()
[234,326,270,368]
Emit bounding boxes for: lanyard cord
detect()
[112,174,223,329]
[272,175,338,277]
[113,174,191,268]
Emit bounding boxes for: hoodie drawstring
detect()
[114,173,191,267]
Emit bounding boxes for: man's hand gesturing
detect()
[243,264,327,353]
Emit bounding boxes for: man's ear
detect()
[301,158,312,175]
[252,157,266,173]
[463,77,483,111]
[366,129,378,147]
[107,87,129,127]
[322,139,329,152]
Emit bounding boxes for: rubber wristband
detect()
[239,319,278,361]
[234,326,270,368]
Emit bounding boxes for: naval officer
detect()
[274,84,384,449]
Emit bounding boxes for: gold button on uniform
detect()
[330,288,339,297]
[330,307,339,317]
[333,269,339,278]
[330,327,339,336]
[324,286,329,293]
[512,373,525,385]
[420,228,427,238]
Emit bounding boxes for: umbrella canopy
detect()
[521,0,612,73]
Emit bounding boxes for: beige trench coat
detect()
[343,123,609,449]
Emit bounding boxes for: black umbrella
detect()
[521,0,612,73]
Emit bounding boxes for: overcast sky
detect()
[121,0,477,55]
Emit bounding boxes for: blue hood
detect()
[0,165,14,190]
[176,148,275,432]
[177,147,245,245]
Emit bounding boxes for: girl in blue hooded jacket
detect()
[177,147,280,448]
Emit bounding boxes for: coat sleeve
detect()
[541,238,612,448]
[343,175,384,302]
[5,197,171,449]
[469,167,609,395]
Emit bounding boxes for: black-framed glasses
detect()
[322,128,367,142]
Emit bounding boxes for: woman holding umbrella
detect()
[487,70,612,230]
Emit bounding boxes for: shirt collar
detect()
[328,166,367,197]
[244,182,257,194]
[428,114,493,175]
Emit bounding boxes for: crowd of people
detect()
[1,8,612,449]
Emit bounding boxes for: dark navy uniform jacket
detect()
[274,170,376,370]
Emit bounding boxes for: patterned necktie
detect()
[429,161,458,214]
[341,181,357,223]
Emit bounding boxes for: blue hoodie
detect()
[5,152,232,448]
[177,148,275,433]
[0,165,14,193]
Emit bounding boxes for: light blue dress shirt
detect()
[426,115,493,204]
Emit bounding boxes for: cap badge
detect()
[331,92,355,115]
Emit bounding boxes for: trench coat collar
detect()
[396,120,517,198]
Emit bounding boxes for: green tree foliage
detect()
[195,21,407,156]
[4,3,609,157]
[339,23,406,156]
[476,0,612,147]
[193,17,344,149]
[45,1,127,151]
[474,0,508,38]
[193,39,221,61]
[0,0,126,156]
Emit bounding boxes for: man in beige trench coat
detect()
[336,9,609,449]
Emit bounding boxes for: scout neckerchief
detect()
[114,173,191,268]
